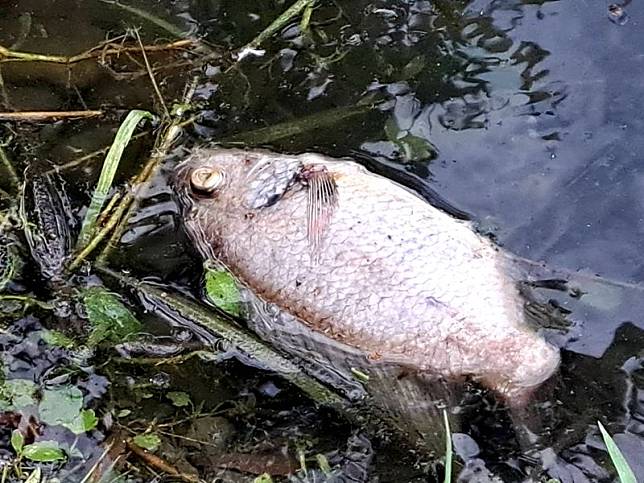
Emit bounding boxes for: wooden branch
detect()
[0,110,103,121]
[0,39,196,64]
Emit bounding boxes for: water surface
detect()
[0,0,643,481]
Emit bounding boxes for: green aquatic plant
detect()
[39,386,98,435]
[204,265,242,316]
[443,409,452,483]
[132,433,161,452]
[76,110,152,249]
[15,439,66,463]
[81,286,142,346]
[597,421,636,483]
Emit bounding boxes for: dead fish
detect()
[174,148,560,405]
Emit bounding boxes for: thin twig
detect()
[0,110,103,121]
[67,110,183,271]
[0,39,196,64]
[96,188,125,228]
[43,131,151,175]
[127,442,199,483]
[0,68,10,109]
[0,295,54,310]
[96,79,199,265]
[134,30,169,118]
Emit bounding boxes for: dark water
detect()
[0,0,643,481]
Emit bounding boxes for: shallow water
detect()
[0,0,643,481]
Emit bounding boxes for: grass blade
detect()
[76,110,151,249]
[597,421,637,483]
[443,409,452,483]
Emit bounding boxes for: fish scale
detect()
[175,148,560,403]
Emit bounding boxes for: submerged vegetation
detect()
[0,0,641,481]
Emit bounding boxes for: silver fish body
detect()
[174,148,560,403]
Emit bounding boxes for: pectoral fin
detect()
[304,165,338,250]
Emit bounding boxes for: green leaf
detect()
[133,433,161,452]
[82,286,142,346]
[77,109,152,249]
[40,329,75,349]
[0,378,38,411]
[67,409,99,434]
[204,268,241,316]
[22,441,66,462]
[597,421,637,483]
[383,117,437,163]
[11,429,24,454]
[253,474,274,483]
[166,391,191,408]
[443,409,452,483]
[397,133,436,163]
[39,386,83,428]
[39,386,98,434]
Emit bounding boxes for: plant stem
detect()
[76,110,152,250]
[0,145,19,191]
[0,110,103,122]
[99,0,188,39]
[95,79,199,265]
[0,39,196,64]
[238,0,316,53]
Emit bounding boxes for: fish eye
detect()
[190,167,225,194]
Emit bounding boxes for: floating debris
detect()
[608,3,629,25]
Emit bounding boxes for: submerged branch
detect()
[127,440,198,483]
[222,104,372,145]
[99,0,188,39]
[96,265,346,408]
[0,39,196,64]
[0,110,103,122]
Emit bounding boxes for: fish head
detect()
[173,148,306,257]
[175,148,259,212]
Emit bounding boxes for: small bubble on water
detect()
[608,4,629,25]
